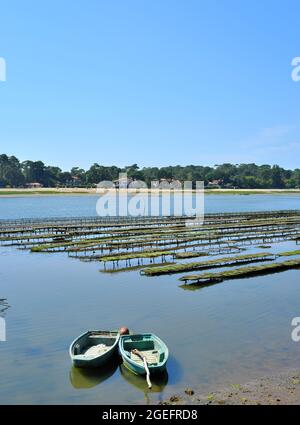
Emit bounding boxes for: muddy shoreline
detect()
[161,369,300,405]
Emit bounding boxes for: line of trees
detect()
[0,154,300,189]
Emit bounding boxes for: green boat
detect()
[69,330,120,368]
[119,334,169,376]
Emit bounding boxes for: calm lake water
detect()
[1,193,300,218]
[0,194,300,404]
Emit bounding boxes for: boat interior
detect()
[73,331,118,357]
[122,335,165,365]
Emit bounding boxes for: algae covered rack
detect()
[179,258,300,285]
[0,210,300,288]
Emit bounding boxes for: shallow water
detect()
[0,193,300,219]
[0,195,300,404]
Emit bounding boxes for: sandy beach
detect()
[0,188,300,197]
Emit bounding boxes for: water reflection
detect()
[179,281,219,291]
[69,356,119,389]
[119,364,168,403]
[0,298,10,316]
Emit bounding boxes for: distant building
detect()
[169,179,182,189]
[112,176,183,189]
[70,176,81,187]
[151,180,160,189]
[159,178,182,189]
[113,176,133,189]
[26,182,43,188]
[207,179,223,188]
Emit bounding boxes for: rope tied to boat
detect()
[131,349,152,389]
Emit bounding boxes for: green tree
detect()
[271,165,285,188]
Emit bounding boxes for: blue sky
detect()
[0,0,300,170]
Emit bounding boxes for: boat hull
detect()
[122,356,167,375]
[71,348,117,368]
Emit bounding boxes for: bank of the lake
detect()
[0,188,300,197]
[162,368,300,405]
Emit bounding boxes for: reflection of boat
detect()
[69,330,120,368]
[70,356,119,389]
[120,363,168,393]
[119,334,169,375]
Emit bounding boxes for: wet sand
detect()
[161,369,300,405]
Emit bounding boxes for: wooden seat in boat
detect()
[130,350,159,365]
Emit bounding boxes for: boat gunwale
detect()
[69,330,120,361]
